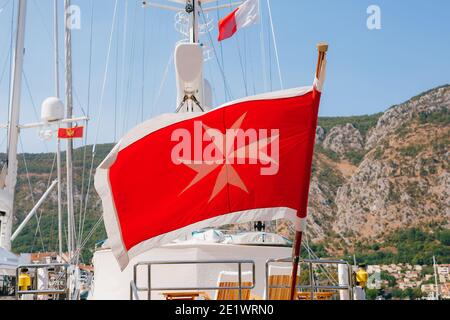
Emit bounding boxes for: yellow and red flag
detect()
[58,126,84,139]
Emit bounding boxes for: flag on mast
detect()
[95,60,327,269]
[58,126,84,139]
[218,0,260,41]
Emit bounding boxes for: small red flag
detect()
[58,126,84,139]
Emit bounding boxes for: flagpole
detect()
[289,43,328,301]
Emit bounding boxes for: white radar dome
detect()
[41,97,64,122]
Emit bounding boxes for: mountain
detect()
[8,144,113,262]
[300,84,450,260]
[8,84,450,264]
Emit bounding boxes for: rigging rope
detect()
[19,137,46,253]
[200,5,233,101]
[287,224,338,285]
[114,5,120,142]
[140,9,147,123]
[92,0,119,150]
[32,0,87,118]
[121,3,138,134]
[119,0,130,133]
[77,0,95,249]
[267,18,273,91]
[144,7,157,117]
[32,0,54,44]
[22,70,62,252]
[215,0,226,101]
[266,0,283,90]
[0,48,11,87]
[6,0,14,123]
[77,0,119,257]
[41,152,58,251]
[73,216,103,263]
[206,57,218,104]
[235,35,248,97]
[23,72,50,152]
[229,0,248,97]
[22,70,55,252]
[259,1,268,92]
[151,53,173,114]
[246,29,257,95]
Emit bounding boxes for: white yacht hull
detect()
[90,243,291,300]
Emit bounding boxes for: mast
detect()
[289,43,328,300]
[64,0,75,260]
[54,0,63,258]
[0,0,27,251]
[177,0,204,112]
[54,0,61,98]
[188,0,199,43]
[189,0,202,111]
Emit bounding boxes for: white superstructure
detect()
[91,231,292,300]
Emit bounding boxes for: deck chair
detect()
[213,271,253,300]
[266,265,300,300]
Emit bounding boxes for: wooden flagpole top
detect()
[317,42,329,53]
[315,43,329,79]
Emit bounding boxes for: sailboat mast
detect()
[54,0,61,97]
[64,0,75,259]
[54,0,63,258]
[0,0,27,251]
[188,0,199,43]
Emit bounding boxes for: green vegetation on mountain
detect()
[351,228,450,265]
[11,144,114,263]
[410,84,449,102]
[418,108,450,125]
[317,167,345,193]
[344,150,365,166]
[315,145,339,161]
[318,113,383,137]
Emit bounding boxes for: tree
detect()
[404,288,424,300]
[381,272,397,287]
[439,230,450,246]
[366,289,379,300]
[391,288,405,300]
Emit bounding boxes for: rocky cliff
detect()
[302,85,450,252]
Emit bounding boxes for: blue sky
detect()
[0,0,449,153]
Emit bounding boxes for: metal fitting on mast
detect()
[185,2,194,13]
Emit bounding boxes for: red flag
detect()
[218,0,259,41]
[58,126,84,139]
[95,86,323,268]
